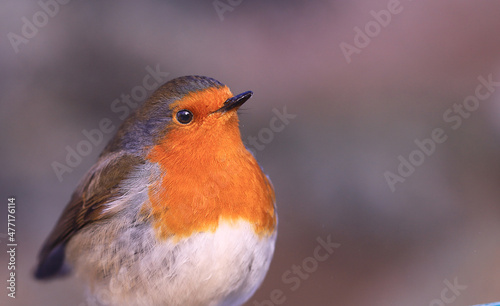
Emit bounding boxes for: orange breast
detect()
[146,126,276,241]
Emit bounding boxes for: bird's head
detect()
[105,75,252,157]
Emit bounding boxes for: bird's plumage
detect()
[36,76,228,278]
[35,75,277,306]
[35,152,144,278]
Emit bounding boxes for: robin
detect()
[34,75,277,306]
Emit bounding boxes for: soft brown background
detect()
[1,1,500,305]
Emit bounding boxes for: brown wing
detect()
[34,152,144,279]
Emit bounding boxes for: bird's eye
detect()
[176,110,193,124]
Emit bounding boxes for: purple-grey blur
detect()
[1,1,500,305]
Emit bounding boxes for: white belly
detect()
[68,219,276,306]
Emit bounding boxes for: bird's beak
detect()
[215,91,253,113]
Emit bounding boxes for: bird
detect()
[34,75,277,306]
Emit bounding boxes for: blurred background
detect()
[1,1,500,305]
